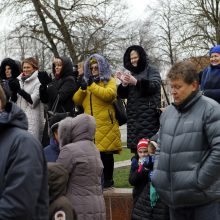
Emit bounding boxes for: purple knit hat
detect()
[209,45,220,56]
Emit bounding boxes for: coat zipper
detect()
[169,112,181,206]
[90,93,93,116]
[89,92,95,143]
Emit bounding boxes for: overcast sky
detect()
[0,0,157,31]
[127,0,158,20]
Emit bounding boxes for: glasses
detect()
[90,65,98,71]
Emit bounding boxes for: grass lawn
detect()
[113,166,132,188]
[113,146,134,188]
[114,147,134,162]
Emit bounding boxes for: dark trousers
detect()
[170,202,220,220]
[100,152,114,183]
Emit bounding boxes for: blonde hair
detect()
[78,61,84,69]
[53,57,63,66]
[22,57,39,70]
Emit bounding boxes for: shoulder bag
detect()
[113,96,127,126]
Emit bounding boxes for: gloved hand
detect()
[80,78,87,90]
[144,156,154,170]
[38,71,52,86]
[93,76,100,83]
[140,156,150,165]
[88,75,94,86]
[8,78,21,93]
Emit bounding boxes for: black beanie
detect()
[48,113,70,132]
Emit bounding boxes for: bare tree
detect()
[0,0,129,66]
[175,0,220,55]
[149,0,180,65]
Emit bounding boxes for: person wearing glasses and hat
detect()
[73,54,122,189]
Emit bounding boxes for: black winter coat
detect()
[129,156,169,220]
[0,102,49,220]
[40,56,77,116]
[118,45,161,152]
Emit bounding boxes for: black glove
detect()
[143,156,154,170]
[39,85,49,103]
[93,76,100,83]
[18,89,33,104]
[10,91,18,102]
[80,78,87,90]
[8,78,21,93]
[38,71,52,86]
[88,75,94,86]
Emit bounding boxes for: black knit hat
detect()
[48,112,69,132]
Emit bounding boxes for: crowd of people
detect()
[0,44,220,220]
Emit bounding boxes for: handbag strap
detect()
[51,94,60,113]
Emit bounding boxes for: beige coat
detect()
[17,71,45,140]
[57,114,106,220]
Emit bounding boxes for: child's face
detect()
[137,148,148,159]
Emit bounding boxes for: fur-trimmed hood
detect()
[0,58,21,79]
[58,114,96,148]
[52,56,75,78]
[123,45,149,74]
[83,53,111,83]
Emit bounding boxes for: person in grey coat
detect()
[0,85,48,220]
[152,60,220,220]
[57,113,106,220]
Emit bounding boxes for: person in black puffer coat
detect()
[0,57,21,101]
[40,56,78,146]
[129,138,169,220]
[116,45,161,153]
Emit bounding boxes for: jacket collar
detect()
[172,90,202,112]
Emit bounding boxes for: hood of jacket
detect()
[58,114,96,148]
[52,56,74,78]
[0,102,28,130]
[123,45,149,74]
[47,162,69,202]
[84,53,111,83]
[0,58,21,79]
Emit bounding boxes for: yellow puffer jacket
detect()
[73,77,122,153]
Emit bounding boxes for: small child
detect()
[129,138,169,220]
[44,113,68,162]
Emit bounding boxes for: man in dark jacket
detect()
[152,61,220,220]
[0,85,49,219]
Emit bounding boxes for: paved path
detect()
[119,124,127,144]
[114,125,129,168]
[114,159,130,168]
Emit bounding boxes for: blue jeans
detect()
[170,202,220,220]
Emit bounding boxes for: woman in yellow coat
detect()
[73,53,122,189]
